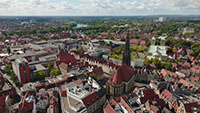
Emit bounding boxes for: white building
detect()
[60,77,106,113]
[147,36,168,61]
[178,27,195,34]
[157,16,166,22]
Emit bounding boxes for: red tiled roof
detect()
[171,63,177,68]
[74,80,83,85]
[109,64,135,84]
[161,69,177,78]
[56,53,77,66]
[130,39,139,44]
[120,97,135,113]
[110,98,118,107]
[104,103,117,113]
[179,79,194,88]
[150,105,160,113]
[175,71,186,78]
[186,54,194,61]
[184,102,199,112]
[160,89,173,101]
[140,40,146,45]
[92,67,103,76]
[152,99,165,108]
[140,89,159,104]
[34,81,45,88]
[183,62,191,68]
[190,76,200,82]
[82,92,99,108]
[43,48,55,53]
[61,75,70,80]
[60,87,67,97]
[178,62,191,68]
[104,99,118,113]
[57,53,76,62]
[0,108,5,113]
[161,69,168,77]
[178,48,187,54]
[193,65,200,69]
[19,92,34,113]
[0,96,6,106]
[143,89,156,96]
[180,69,191,75]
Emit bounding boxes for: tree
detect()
[7,47,11,54]
[4,65,12,74]
[3,65,20,86]
[137,46,144,52]
[152,58,160,65]
[47,64,51,69]
[77,48,84,54]
[164,64,176,72]
[167,48,173,54]
[104,43,110,46]
[50,68,61,76]
[144,58,151,66]
[191,43,200,60]
[90,72,97,80]
[98,52,106,58]
[33,71,46,81]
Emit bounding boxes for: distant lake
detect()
[75,24,88,28]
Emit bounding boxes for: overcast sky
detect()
[0,0,200,16]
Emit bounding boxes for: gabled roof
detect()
[190,76,200,82]
[104,103,117,113]
[82,92,99,108]
[160,89,173,101]
[104,98,118,113]
[92,67,103,76]
[179,79,194,88]
[109,64,135,84]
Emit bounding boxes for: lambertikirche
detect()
[106,31,136,97]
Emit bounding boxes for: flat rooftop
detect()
[35,64,47,71]
[61,96,86,113]
[66,78,100,99]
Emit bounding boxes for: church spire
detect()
[122,31,131,67]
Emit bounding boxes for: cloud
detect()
[0,0,199,16]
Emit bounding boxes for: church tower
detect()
[122,31,131,67]
[151,37,156,45]
[160,37,165,46]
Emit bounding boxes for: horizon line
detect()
[0,14,200,17]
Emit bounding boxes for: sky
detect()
[0,0,200,16]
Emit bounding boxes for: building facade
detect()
[12,58,31,85]
[148,36,168,61]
